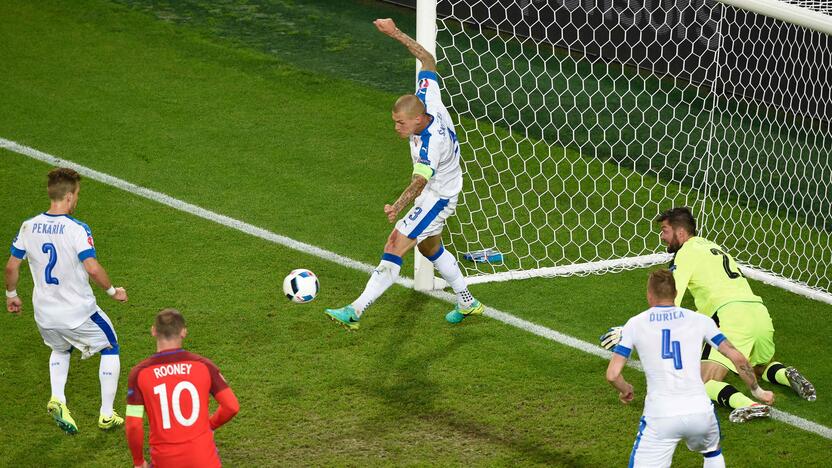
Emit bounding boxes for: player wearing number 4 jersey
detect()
[5,168,128,435]
[658,207,815,420]
[606,270,773,468]
[325,18,483,330]
[604,207,816,422]
[126,309,239,468]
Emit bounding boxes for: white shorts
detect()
[395,191,457,241]
[38,311,119,359]
[629,410,721,468]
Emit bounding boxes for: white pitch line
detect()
[2,137,829,441]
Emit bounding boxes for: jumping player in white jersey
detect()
[325,18,484,330]
[5,167,129,435]
[606,270,773,468]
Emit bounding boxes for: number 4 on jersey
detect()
[661,329,683,369]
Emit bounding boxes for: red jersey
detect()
[126,348,230,467]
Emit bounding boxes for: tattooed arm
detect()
[385,175,428,223]
[718,339,775,405]
[373,18,437,72]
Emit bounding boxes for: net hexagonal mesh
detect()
[432,0,831,294]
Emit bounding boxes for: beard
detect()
[664,236,681,254]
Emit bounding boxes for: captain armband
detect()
[126,404,145,418]
[412,163,434,180]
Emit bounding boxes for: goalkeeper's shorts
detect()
[629,409,722,468]
[701,301,775,371]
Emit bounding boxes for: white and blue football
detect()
[282,269,319,303]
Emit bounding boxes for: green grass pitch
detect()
[0,1,829,466]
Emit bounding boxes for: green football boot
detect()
[325,305,360,331]
[98,411,125,430]
[47,397,78,435]
[445,299,484,324]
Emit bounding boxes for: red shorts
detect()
[150,431,222,468]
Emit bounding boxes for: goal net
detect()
[417,0,832,302]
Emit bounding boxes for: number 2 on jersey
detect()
[153,381,200,429]
[661,329,683,369]
[41,243,60,285]
[710,248,742,279]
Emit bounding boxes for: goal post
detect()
[413,0,445,291]
[410,0,832,305]
[718,0,832,34]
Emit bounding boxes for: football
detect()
[282,269,320,303]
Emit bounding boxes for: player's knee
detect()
[384,231,415,257]
[701,362,728,382]
[100,344,120,356]
[753,364,768,378]
[418,243,440,259]
[383,242,402,256]
[384,230,401,252]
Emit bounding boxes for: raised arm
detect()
[717,339,774,405]
[374,18,437,72]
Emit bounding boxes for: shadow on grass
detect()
[353,291,587,466]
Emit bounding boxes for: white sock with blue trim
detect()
[49,351,71,404]
[703,452,725,468]
[352,254,402,317]
[99,354,120,417]
[429,246,474,308]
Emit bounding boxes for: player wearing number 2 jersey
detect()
[606,270,772,468]
[126,309,239,468]
[5,168,128,435]
[657,207,815,422]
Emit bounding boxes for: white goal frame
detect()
[413,0,832,306]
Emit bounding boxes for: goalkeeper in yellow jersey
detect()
[657,207,815,422]
[601,206,816,422]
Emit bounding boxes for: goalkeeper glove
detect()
[600,326,623,350]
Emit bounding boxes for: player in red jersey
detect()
[125,308,239,468]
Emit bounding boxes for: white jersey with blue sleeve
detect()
[10,213,100,329]
[409,70,463,199]
[614,305,726,418]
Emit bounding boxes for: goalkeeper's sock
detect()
[49,351,71,404]
[705,380,755,409]
[428,245,474,308]
[762,361,790,387]
[351,254,402,318]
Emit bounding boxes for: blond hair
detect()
[393,94,426,117]
[648,269,677,301]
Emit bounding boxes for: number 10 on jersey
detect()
[153,381,200,429]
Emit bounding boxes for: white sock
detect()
[429,246,474,307]
[703,452,725,468]
[352,254,402,317]
[99,354,120,417]
[49,351,71,403]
